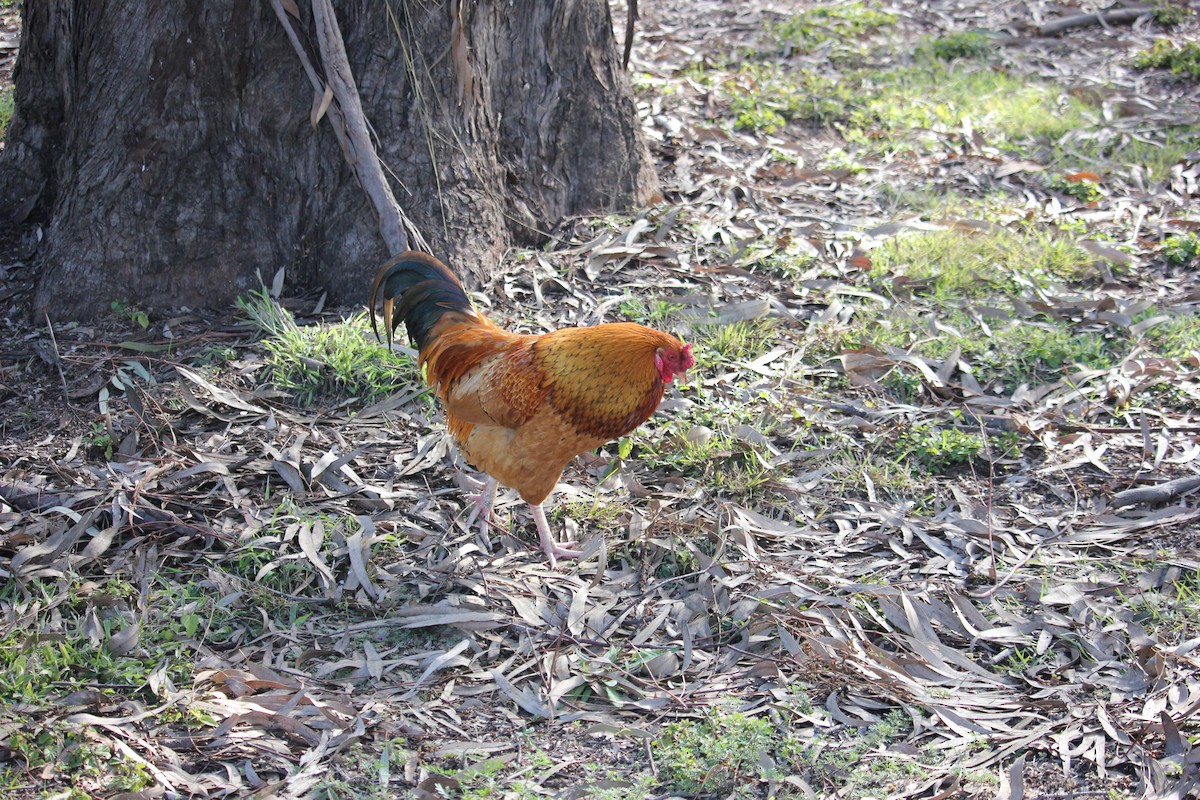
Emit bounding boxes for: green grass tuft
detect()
[1121,565,1200,646]
[845,62,1096,152]
[845,306,1124,392]
[1045,173,1104,203]
[693,318,777,362]
[0,573,227,727]
[1148,313,1200,360]
[1067,125,1200,181]
[870,227,1098,299]
[237,287,419,406]
[1133,39,1200,79]
[782,709,919,796]
[2,725,154,795]
[618,296,684,326]
[1161,233,1200,266]
[920,30,996,61]
[895,424,1018,472]
[653,711,778,794]
[724,64,853,132]
[259,314,417,406]
[0,87,12,140]
[651,704,925,798]
[1152,3,1192,26]
[716,57,1098,157]
[236,286,297,339]
[770,3,896,54]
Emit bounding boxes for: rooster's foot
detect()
[531,503,583,568]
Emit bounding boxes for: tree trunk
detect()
[0,0,657,320]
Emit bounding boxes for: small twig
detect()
[268,0,327,102]
[310,0,412,256]
[792,393,889,420]
[972,419,999,582]
[622,0,639,69]
[44,313,72,405]
[270,0,427,257]
[965,539,1046,600]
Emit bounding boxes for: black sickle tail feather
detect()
[368,251,474,352]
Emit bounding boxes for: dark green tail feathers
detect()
[369,251,473,351]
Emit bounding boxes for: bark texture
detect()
[0,0,657,320]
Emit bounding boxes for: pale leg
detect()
[531,503,582,568]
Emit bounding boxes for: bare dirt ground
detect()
[2,1,1200,799]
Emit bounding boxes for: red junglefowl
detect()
[369,251,694,566]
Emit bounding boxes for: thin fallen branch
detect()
[270,0,427,256]
[793,393,889,421]
[1110,474,1200,510]
[310,0,412,255]
[622,0,639,69]
[44,313,71,405]
[1055,423,1200,435]
[268,0,329,111]
[1039,7,1151,36]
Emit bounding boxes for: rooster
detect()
[369,251,694,566]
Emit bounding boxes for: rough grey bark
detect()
[0,0,657,320]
